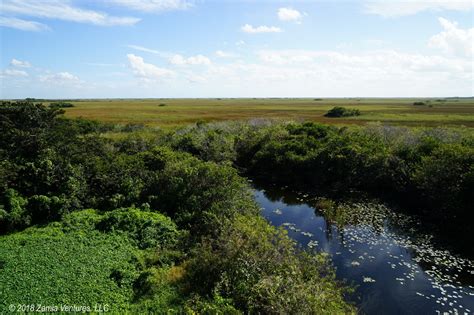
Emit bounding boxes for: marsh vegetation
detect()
[1,99,473,313]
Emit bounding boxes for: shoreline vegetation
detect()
[1,100,473,312]
[0,101,354,313]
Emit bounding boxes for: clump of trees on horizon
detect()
[324,106,361,117]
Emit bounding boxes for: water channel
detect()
[253,182,474,314]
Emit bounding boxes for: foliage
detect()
[62,208,180,250]
[170,123,238,163]
[8,101,473,312]
[168,120,473,242]
[96,208,180,249]
[0,224,142,312]
[185,214,354,314]
[143,148,258,236]
[0,189,29,231]
[0,208,187,312]
[0,102,354,313]
[324,106,361,117]
[49,102,75,109]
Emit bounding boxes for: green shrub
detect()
[170,123,238,163]
[61,208,180,250]
[97,208,180,249]
[0,189,29,230]
[49,102,75,109]
[184,293,241,314]
[185,214,354,314]
[324,106,361,117]
[143,150,258,236]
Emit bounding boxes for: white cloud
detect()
[10,58,31,68]
[127,53,174,80]
[241,24,282,34]
[1,69,29,77]
[186,74,207,83]
[128,45,160,54]
[255,49,471,75]
[1,0,140,26]
[215,50,238,58]
[0,16,49,31]
[429,17,473,57]
[278,7,303,22]
[108,0,191,12]
[365,0,474,17]
[39,72,80,84]
[169,54,211,65]
[236,40,246,46]
[127,45,175,59]
[195,49,471,96]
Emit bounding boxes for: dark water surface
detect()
[252,182,474,314]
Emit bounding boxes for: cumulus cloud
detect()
[39,72,80,84]
[429,17,473,57]
[215,50,238,58]
[169,54,211,65]
[108,0,191,12]
[127,54,174,80]
[1,0,140,27]
[278,8,303,22]
[0,17,50,31]
[1,69,29,77]
[241,24,282,34]
[202,49,471,96]
[255,49,471,75]
[364,0,474,17]
[10,58,31,68]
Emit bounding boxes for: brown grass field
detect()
[60,97,474,128]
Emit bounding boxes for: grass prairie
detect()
[61,97,474,128]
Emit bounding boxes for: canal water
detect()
[253,183,474,314]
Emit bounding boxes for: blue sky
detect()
[0,0,473,98]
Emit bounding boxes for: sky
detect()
[0,0,473,98]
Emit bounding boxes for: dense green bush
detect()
[168,120,473,238]
[0,189,29,231]
[324,106,361,117]
[233,122,473,234]
[49,102,75,109]
[96,208,180,249]
[170,123,238,163]
[142,148,258,236]
[186,214,353,314]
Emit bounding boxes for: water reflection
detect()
[252,182,474,314]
